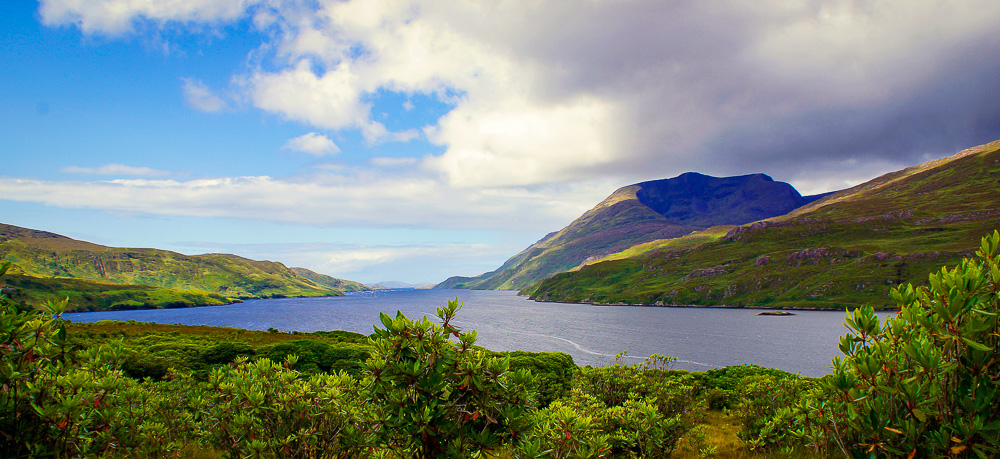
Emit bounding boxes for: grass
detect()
[674,410,824,459]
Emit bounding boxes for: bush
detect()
[200,341,256,365]
[0,261,200,457]
[500,350,577,406]
[798,230,1000,457]
[728,373,816,452]
[530,353,697,457]
[364,299,535,458]
[695,364,798,409]
[200,356,370,458]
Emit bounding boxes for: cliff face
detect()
[437,172,815,290]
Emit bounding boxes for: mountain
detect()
[437,172,820,290]
[291,267,372,292]
[526,139,1000,309]
[0,223,349,311]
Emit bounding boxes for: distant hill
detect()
[291,267,371,292]
[526,139,1000,309]
[371,281,436,289]
[437,172,820,290]
[0,224,357,311]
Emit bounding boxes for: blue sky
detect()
[3,0,1000,284]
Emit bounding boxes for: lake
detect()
[64,289,892,377]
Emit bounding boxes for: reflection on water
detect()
[64,289,895,376]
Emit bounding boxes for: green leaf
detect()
[961,337,991,352]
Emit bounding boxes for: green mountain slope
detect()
[1,273,233,312]
[437,172,816,290]
[526,139,1000,309]
[0,223,347,310]
[291,267,372,292]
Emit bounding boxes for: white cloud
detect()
[248,60,368,131]
[37,0,1000,196]
[370,157,417,167]
[181,78,227,113]
[0,171,613,231]
[424,95,621,187]
[231,0,1000,191]
[39,0,258,35]
[172,240,518,283]
[283,132,340,156]
[61,163,170,177]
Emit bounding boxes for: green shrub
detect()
[799,230,1000,457]
[200,341,255,365]
[534,353,697,457]
[500,350,577,406]
[521,403,611,458]
[201,356,370,458]
[262,339,370,376]
[728,373,816,452]
[364,299,535,457]
[696,364,798,409]
[0,260,200,457]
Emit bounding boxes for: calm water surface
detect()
[64,289,893,377]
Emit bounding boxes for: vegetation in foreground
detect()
[2,231,999,457]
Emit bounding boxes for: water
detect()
[64,289,892,377]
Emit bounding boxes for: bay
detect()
[64,289,892,377]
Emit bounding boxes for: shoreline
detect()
[526,296,900,312]
[65,293,351,314]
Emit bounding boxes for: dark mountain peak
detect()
[657,171,774,184]
[633,172,807,227]
[437,172,815,290]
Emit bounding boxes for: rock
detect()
[684,265,727,280]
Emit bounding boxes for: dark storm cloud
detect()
[697,36,1000,179]
[470,0,1000,191]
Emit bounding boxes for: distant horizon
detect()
[4,1,1000,284]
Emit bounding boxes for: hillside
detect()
[0,223,348,310]
[291,267,371,292]
[526,139,1000,309]
[437,172,818,290]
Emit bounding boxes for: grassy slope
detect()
[2,273,232,312]
[291,267,372,292]
[527,139,1000,309]
[0,224,344,310]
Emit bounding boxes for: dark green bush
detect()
[199,341,255,365]
[500,350,577,406]
[261,339,369,376]
[696,364,799,409]
[122,355,171,380]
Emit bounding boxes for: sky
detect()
[2,0,999,285]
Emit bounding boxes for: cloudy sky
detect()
[2,0,999,284]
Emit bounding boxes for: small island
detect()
[757,310,796,316]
